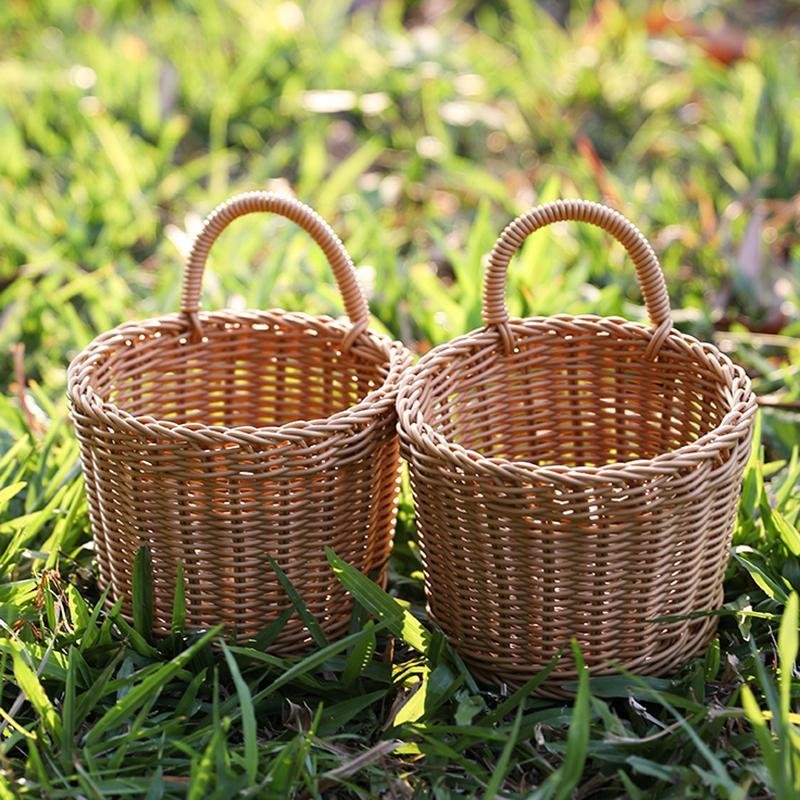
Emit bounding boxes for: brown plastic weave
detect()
[68,191,410,652]
[397,200,757,693]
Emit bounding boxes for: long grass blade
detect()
[267,555,328,649]
[483,704,523,800]
[221,642,258,784]
[132,545,154,643]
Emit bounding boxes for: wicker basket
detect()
[397,200,757,691]
[68,191,410,651]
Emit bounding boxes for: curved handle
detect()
[180,191,370,343]
[482,200,672,357]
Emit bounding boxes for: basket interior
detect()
[419,326,734,467]
[87,315,390,427]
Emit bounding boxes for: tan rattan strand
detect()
[68,191,411,652]
[397,199,757,694]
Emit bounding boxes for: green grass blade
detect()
[483,704,524,800]
[732,547,790,603]
[0,772,17,800]
[479,650,563,727]
[629,678,741,796]
[267,554,328,649]
[249,618,394,709]
[175,668,208,720]
[761,498,800,556]
[188,727,224,800]
[132,545,154,644]
[554,642,591,800]
[11,646,61,739]
[253,606,296,651]
[110,608,159,658]
[74,649,126,727]
[414,731,492,782]
[143,766,164,800]
[341,620,376,686]
[778,593,799,716]
[76,585,111,654]
[60,646,77,769]
[617,770,645,799]
[0,481,25,511]
[775,446,799,508]
[171,559,186,635]
[740,684,780,780]
[24,739,53,794]
[317,690,388,737]
[221,642,258,784]
[326,547,430,654]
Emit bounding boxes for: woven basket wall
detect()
[397,200,757,693]
[68,192,410,652]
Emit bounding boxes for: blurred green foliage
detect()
[1,0,799,797]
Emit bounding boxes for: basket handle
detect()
[180,191,370,347]
[482,199,673,358]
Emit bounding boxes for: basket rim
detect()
[68,308,411,445]
[396,314,758,485]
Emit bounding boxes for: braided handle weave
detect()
[483,200,673,356]
[180,191,370,341]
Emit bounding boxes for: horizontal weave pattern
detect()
[397,201,757,693]
[68,193,410,652]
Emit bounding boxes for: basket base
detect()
[100,564,390,656]
[452,615,719,699]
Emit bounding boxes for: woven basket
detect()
[68,191,410,651]
[397,200,757,691]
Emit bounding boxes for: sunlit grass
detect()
[1,0,799,796]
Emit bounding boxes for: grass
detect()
[1,0,800,796]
